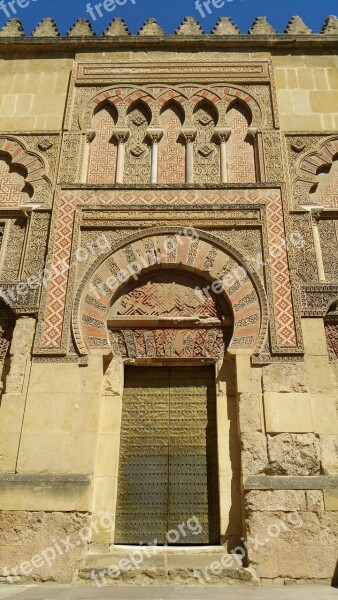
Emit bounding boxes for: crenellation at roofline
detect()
[0,14,337,40]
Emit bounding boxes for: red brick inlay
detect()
[40,188,297,351]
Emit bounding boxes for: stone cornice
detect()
[0,16,337,53]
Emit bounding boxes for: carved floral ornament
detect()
[72,228,268,358]
[0,136,52,208]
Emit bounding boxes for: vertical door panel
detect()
[115,366,220,545]
[168,367,220,544]
[115,367,169,544]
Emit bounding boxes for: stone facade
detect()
[0,15,337,587]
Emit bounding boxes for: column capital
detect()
[180,128,197,144]
[85,129,96,143]
[247,126,258,140]
[146,128,163,144]
[300,204,324,221]
[112,129,130,144]
[214,128,231,143]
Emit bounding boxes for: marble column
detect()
[81,130,96,183]
[302,205,326,282]
[146,128,163,184]
[181,129,197,184]
[113,129,129,184]
[214,128,231,183]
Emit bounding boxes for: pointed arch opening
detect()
[87,102,118,184]
[0,153,33,207]
[226,101,257,184]
[158,101,185,184]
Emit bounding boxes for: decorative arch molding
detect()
[0,136,51,207]
[80,84,264,132]
[294,136,338,206]
[72,228,268,357]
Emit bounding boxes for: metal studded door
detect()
[115,366,220,545]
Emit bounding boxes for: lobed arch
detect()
[0,136,51,207]
[294,136,338,206]
[72,228,268,357]
[80,84,264,132]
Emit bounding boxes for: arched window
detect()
[158,101,185,184]
[87,103,118,184]
[0,154,32,208]
[226,102,256,183]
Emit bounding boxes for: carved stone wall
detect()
[193,101,220,184]
[87,103,117,184]
[226,103,256,183]
[0,157,31,207]
[158,103,185,184]
[124,102,151,184]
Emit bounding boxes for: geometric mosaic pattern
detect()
[74,230,264,355]
[158,105,185,184]
[87,105,117,184]
[226,103,256,184]
[0,158,30,207]
[39,188,297,353]
[311,160,338,209]
[110,271,225,319]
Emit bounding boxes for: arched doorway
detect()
[73,228,267,549]
[109,269,233,545]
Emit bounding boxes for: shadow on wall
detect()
[332,560,338,588]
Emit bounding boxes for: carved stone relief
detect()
[22,213,50,279]
[158,103,185,184]
[193,101,220,184]
[87,103,118,184]
[124,102,151,184]
[319,219,338,282]
[1,218,26,282]
[226,103,256,183]
[0,156,32,208]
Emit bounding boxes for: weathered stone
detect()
[241,433,269,475]
[321,15,338,34]
[238,393,262,433]
[176,17,204,36]
[285,16,312,35]
[267,434,320,475]
[104,18,130,36]
[138,19,164,36]
[306,490,324,513]
[324,489,338,511]
[32,18,60,37]
[249,17,277,35]
[244,475,338,490]
[5,317,35,394]
[262,363,309,393]
[246,511,337,579]
[245,490,306,512]
[263,392,313,433]
[0,511,89,583]
[67,19,94,37]
[211,18,240,35]
[0,18,24,37]
[320,435,338,475]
